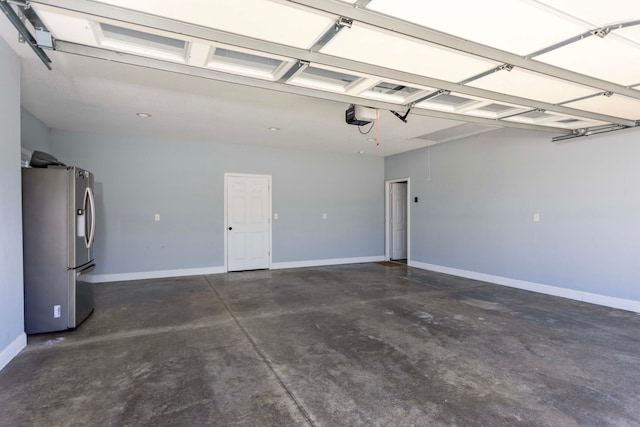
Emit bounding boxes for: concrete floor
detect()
[1,263,640,426]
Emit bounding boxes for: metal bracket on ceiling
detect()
[277,59,309,83]
[7,0,50,42]
[591,27,611,38]
[337,16,353,29]
[310,16,353,52]
[21,3,52,47]
[0,0,52,69]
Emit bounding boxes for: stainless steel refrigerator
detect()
[22,166,96,334]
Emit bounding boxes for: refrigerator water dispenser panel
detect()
[77,210,86,238]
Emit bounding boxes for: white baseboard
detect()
[409,261,640,313]
[85,259,639,313]
[87,266,226,283]
[87,257,386,283]
[272,256,385,270]
[581,291,640,313]
[0,333,26,372]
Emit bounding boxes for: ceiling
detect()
[2,0,639,156]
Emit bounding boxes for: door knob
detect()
[228,227,232,230]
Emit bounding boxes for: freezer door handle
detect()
[76,263,96,276]
[76,263,96,277]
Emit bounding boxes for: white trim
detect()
[272,256,385,270]
[86,256,386,282]
[409,260,640,313]
[85,266,226,283]
[86,256,387,282]
[385,178,410,262]
[224,173,272,273]
[581,292,640,313]
[0,333,26,372]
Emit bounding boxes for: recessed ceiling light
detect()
[136,112,152,118]
[268,127,280,131]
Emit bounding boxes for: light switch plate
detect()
[533,212,540,222]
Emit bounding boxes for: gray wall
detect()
[21,107,51,155]
[51,130,384,275]
[386,127,640,301]
[0,38,24,358]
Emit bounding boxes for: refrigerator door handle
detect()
[82,188,90,248]
[86,186,96,249]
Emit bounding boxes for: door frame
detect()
[223,173,272,273]
[385,178,410,262]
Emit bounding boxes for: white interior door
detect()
[390,182,408,260]
[226,174,271,272]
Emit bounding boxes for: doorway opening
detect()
[385,178,410,264]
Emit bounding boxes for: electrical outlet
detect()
[533,212,540,222]
[54,305,61,318]
[273,213,279,220]
[154,214,160,221]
